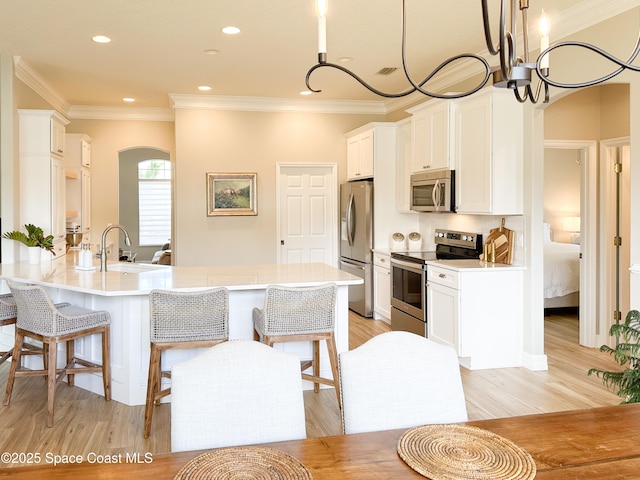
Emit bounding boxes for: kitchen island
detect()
[0,257,362,405]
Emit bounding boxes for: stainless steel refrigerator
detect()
[339,180,373,317]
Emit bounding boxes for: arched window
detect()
[138,159,171,246]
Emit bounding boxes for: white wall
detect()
[173,108,384,266]
[543,148,581,244]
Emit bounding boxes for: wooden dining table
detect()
[2,403,640,479]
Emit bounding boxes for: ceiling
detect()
[0,0,633,112]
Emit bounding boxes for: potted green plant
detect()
[588,309,640,403]
[2,224,56,263]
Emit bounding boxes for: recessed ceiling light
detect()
[198,86,212,91]
[122,97,135,103]
[222,26,240,35]
[337,57,353,63]
[300,91,312,96]
[92,35,112,44]
[204,49,219,56]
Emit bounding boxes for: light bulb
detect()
[316,0,328,18]
[316,0,328,54]
[538,9,550,69]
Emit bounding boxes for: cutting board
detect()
[480,218,515,264]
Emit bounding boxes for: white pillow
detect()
[543,223,552,242]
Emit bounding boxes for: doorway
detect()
[118,147,172,262]
[543,140,597,347]
[276,163,337,266]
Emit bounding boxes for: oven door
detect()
[390,258,425,321]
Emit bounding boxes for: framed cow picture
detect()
[206,172,257,216]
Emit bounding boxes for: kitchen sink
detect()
[108,263,167,273]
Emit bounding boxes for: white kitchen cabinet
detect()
[51,117,66,156]
[454,88,523,215]
[395,118,413,213]
[345,126,375,180]
[373,252,391,322]
[408,99,455,173]
[427,262,523,369]
[18,109,70,259]
[427,270,460,352]
[65,134,92,239]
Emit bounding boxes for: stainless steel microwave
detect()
[410,170,455,213]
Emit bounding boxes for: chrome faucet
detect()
[101,224,131,272]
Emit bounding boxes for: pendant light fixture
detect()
[305,0,640,104]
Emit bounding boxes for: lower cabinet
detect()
[427,279,459,352]
[427,263,523,369]
[373,252,391,322]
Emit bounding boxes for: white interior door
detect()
[276,164,337,266]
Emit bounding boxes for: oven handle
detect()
[390,258,426,274]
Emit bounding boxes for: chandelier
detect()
[305,0,640,104]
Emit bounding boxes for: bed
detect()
[544,223,580,309]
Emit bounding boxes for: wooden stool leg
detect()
[326,334,341,410]
[154,350,163,406]
[66,339,75,386]
[47,339,57,428]
[3,330,25,406]
[102,325,111,401]
[144,344,160,439]
[313,340,320,393]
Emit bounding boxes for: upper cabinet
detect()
[408,99,455,173]
[346,126,374,180]
[18,109,68,157]
[395,118,413,213]
[65,134,93,238]
[51,116,66,156]
[454,88,523,215]
[18,109,70,258]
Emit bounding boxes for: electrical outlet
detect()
[516,233,524,247]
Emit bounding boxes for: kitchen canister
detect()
[408,232,422,250]
[390,232,406,251]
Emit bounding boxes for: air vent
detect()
[376,67,398,76]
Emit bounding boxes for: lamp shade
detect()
[563,216,580,232]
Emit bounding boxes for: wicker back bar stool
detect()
[253,283,341,408]
[0,294,18,365]
[3,281,111,428]
[144,287,229,439]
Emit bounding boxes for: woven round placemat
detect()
[397,424,536,480]
[174,446,312,480]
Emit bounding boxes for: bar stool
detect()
[0,293,43,366]
[253,283,341,408]
[3,280,111,428]
[144,288,229,439]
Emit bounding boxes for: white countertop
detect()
[0,256,362,296]
[427,259,525,271]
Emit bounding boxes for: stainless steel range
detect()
[390,229,482,336]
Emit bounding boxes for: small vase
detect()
[27,246,41,264]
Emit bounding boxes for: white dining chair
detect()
[338,331,468,434]
[170,339,307,452]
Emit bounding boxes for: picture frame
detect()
[206,172,258,216]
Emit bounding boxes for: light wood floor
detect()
[0,309,621,465]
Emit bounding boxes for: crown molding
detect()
[13,56,69,114]
[67,105,174,121]
[169,93,387,115]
